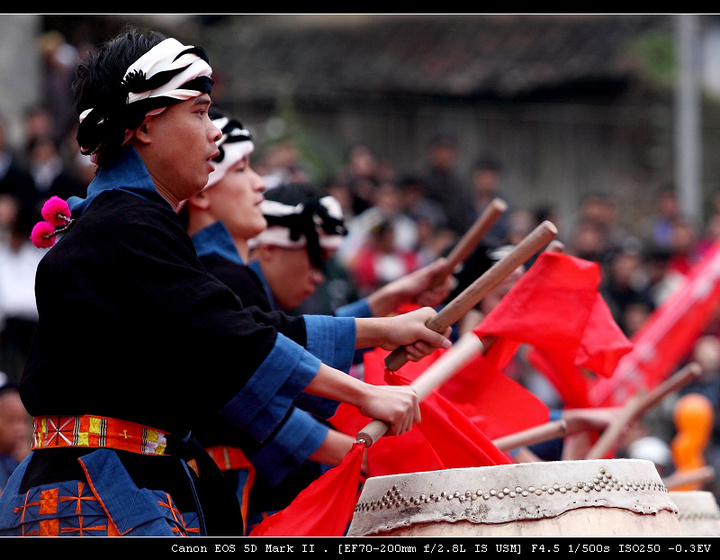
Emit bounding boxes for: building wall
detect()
[0,15,42,145]
[228,91,672,243]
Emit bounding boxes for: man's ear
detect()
[255,244,277,263]
[131,122,152,146]
[186,189,211,211]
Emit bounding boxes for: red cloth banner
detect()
[249,442,365,536]
[474,252,632,408]
[591,240,720,407]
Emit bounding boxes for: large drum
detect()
[347,459,682,536]
[670,491,720,536]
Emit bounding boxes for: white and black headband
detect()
[205,116,254,189]
[249,185,347,269]
[77,37,213,158]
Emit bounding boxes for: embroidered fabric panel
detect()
[3,481,200,536]
[33,416,168,456]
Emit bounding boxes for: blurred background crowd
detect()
[3,14,720,503]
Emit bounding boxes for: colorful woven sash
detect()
[204,445,253,472]
[33,415,169,456]
[203,445,256,534]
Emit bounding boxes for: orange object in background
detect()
[671,393,714,491]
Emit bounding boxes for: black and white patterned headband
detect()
[249,186,347,269]
[205,116,254,188]
[77,37,213,158]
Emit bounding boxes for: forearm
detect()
[303,362,421,436]
[309,428,359,466]
[304,362,369,408]
[354,316,395,349]
[365,284,406,318]
[353,307,452,352]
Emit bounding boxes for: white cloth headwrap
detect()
[123,37,213,105]
[77,37,213,158]
[205,116,255,189]
[249,195,346,251]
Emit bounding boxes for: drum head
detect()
[348,459,681,536]
[670,491,720,536]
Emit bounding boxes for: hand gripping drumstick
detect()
[356,331,495,447]
[427,198,507,289]
[357,220,558,447]
[383,220,559,372]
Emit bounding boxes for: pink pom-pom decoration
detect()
[30,221,57,249]
[41,196,71,226]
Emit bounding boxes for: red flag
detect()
[579,293,634,376]
[476,252,601,360]
[361,335,549,441]
[330,355,449,476]
[591,240,720,407]
[249,442,365,536]
[362,345,441,385]
[366,418,448,475]
[331,400,448,475]
[386,369,511,468]
[437,344,550,439]
[528,347,591,408]
[527,293,631,408]
[474,252,632,407]
[359,383,511,476]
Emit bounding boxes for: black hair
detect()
[473,155,502,173]
[73,28,167,168]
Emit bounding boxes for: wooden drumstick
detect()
[358,221,557,447]
[663,465,716,490]
[384,220,558,372]
[545,239,565,253]
[492,419,568,452]
[357,331,494,447]
[584,362,703,460]
[427,198,507,289]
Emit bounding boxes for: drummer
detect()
[248,182,453,318]
[181,113,361,533]
[0,29,451,537]
[180,111,454,532]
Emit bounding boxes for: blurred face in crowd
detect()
[0,194,19,232]
[428,141,457,171]
[671,218,698,255]
[0,389,31,460]
[471,167,501,198]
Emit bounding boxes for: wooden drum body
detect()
[670,491,720,536]
[347,459,681,536]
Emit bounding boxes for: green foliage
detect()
[625,31,676,87]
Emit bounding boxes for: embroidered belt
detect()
[204,445,254,472]
[204,445,256,534]
[33,415,169,456]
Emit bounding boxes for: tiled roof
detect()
[213,14,672,101]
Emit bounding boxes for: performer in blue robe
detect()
[0,29,450,537]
